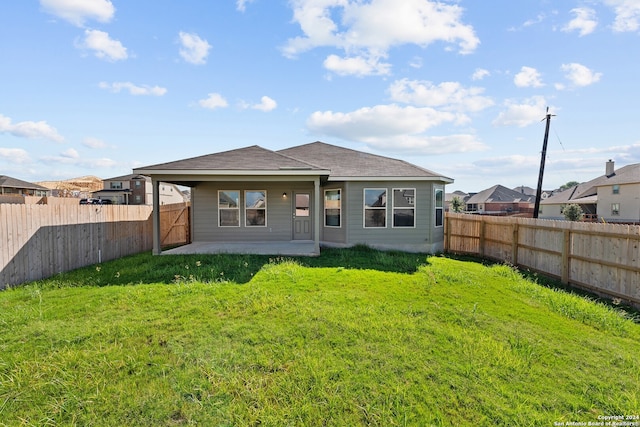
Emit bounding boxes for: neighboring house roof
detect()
[278,141,452,181]
[445,191,469,202]
[541,162,640,205]
[0,175,49,191]
[104,173,150,181]
[134,141,453,182]
[513,185,536,196]
[465,185,535,204]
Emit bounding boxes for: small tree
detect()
[563,203,583,221]
[451,196,465,213]
[559,181,580,192]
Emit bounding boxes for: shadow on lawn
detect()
[37,245,430,288]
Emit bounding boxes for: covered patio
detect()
[162,240,318,256]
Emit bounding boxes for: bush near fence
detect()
[0,203,190,288]
[445,212,640,308]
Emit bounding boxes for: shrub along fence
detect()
[0,204,154,288]
[445,213,640,307]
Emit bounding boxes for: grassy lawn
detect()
[1,246,639,426]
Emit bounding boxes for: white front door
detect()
[293,192,312,240]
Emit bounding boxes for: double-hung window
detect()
[612,203,620,216]
[324,189,341,227]
[435,188,444,227]
[393,188,415,227]
[364,188,387,228]
[219,190,240,227]
[245,190,266,226]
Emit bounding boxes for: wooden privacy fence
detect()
[0,203,191,288]
[445,213,640,307]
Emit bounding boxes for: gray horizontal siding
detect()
[193,181,314,242]
[320,181,445,252]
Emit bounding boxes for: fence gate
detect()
[160,203,190,248]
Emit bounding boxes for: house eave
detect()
[327,175,454,183]
[133,169,330,177]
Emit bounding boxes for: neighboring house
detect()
[0,175,50,197]
[445,190,469,212]
[92,174,186,205]
[513,185,553,200]
[465,184,535,216]
[540,160,640,223]
[133,141,453,255]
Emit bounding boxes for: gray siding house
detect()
[133,141,453,255]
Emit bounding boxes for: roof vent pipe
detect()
[606,159,615,177]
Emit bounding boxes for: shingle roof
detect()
[135,145,326,172]
[134,141,452,182]
[541,162,640,205]
[0,175,49,191]
[278,141,452,180]
[465,184,535,204]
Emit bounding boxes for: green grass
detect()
[1,247,639,426]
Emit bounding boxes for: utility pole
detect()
[533,107,554,219]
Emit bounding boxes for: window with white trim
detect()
[324,189,341,227]
[612,203,620,216]
[219,190,240,227]
[245,190,266,226]
[364,188,386,228]
[612,184,620,194]
[435,188,444,227]
[393,188,415,227]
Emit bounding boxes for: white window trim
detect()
[435,188,444,228]
[218,190,240,227]
[245,190,267,227]
[363,188,387,228]
[324,188,342,228]
[612,203,620,216]
[392,188,416,228]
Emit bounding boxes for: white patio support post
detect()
[314,177,320,255]
[152,178,161,255]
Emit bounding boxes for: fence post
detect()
[561,228,570,284]
[445,214,451,252]
[479,218,485,258]
[512,222,519,265]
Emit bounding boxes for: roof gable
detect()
[135,145,327,173]
[466,184,535,204]
[278,141,452,181]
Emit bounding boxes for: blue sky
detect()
[1,0,639,192]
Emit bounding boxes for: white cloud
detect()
[514,66,544,88]
[99,81,167,96]
[306,104,487,154]
[605,0,640,32]
[0,148,31,164]
[236,0,254,12]
[178,32,211,65]
[251,96,278,112]
[40,0,115,27]
[79,29,128,61]
[199,93,228,110]
[83,137,109,149]
[472,68,490,81]
[560,63,602,87]
[388,79,494,113]
[563,8,598,36]
[283,0,479,76]
[0,113,64,142]
[40,154,118,168]
[60,148,80,159]
[492,96,548,127]
[323,53,391,76]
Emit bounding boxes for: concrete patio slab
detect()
[162,241,318,256]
